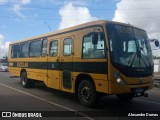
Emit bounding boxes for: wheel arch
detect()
[20,69,35,88]
[20,69,27,77]
[75,73,96,95]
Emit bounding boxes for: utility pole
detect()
[44,22,51,32]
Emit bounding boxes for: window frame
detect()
[82,29,106,59]
[11,44,20,58]
[19,42,30,58]
[29,39,42,58]
[41,38,48,57]
[63,38,73,56]
[49,40,58,57]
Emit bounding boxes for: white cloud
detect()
[0,34,10,58]
[48,0,89,6]
[68,0,89,6]
[21,0,31,4]
[0,0,7,4]
[4,41,10,50]
[12,4,26,18]
[11,0,31,18]
[0,0,26,18]
[0,34,5,45]
[113,0,160,56]
[58,3,98,29]
[0,34,10,50]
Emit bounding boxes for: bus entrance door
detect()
[47,39,61,90]
[61,36,74,91]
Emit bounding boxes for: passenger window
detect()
[50,40,58,56]
[82,32,106,59]
[63,38,72,56]
[42,39,48,57]
[19,42,29,58]
[29,40,41,57]
[11,44,20,58]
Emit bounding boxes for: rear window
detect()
[11,44,20,58]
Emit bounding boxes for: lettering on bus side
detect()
[9,62,14,67]
[17,62,28,68]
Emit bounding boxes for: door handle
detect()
[56,59,59,62]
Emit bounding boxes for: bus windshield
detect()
[107,24,153,71]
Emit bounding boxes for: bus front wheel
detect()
[77,80,97,107]
[21,72,35,88]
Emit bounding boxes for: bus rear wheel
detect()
[21,72,35,88]
[77,80,97,107]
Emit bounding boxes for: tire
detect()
[77,80,97,107]
[21,72,35,88]
[116,93,134,102]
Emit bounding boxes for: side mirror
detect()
[92,32,98,45]
[155,40,159,47]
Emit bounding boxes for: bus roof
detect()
[9,20,139,45]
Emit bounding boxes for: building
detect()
[0,58,8,63]
[154,59,160,73]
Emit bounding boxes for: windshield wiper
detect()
[129,39,140,68]
[129,48,141,68]
[129,40,150,68]
[139,43,151,67]
[140,54,150,67]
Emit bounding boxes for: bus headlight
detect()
[117,77,126,86]
[114,72,126,86]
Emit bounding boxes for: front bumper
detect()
[108,81,153,94]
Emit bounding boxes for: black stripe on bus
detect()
[10,62,108,74]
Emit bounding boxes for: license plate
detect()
[134,88,144,93]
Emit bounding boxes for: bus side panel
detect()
[71,26,109,94]
[8,67,21,77]
[47,37,61,90]
[94,80,109,93]
[27,69,44,81]
[47,70,60,90]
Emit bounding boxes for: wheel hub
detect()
[81,85,91,102]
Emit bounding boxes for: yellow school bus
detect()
[8,20,155,107]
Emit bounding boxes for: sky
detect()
[0,0,160,58]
